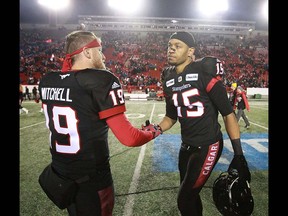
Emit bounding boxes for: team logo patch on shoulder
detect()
[112,82,120,89]
[59,74,70,79]
[186,74,198,81]
[166,79,175,87]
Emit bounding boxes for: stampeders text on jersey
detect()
[41,88,72,102]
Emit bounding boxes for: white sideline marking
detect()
[122,103,156,216]
[20,121,45,130]
[238,119,268,130]
[250,121,268,130]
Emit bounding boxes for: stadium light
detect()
[262,1,268,21]
[38,0,70,11]
[197,0,229,17]
[38,0,70,26]
[108,0,143,14]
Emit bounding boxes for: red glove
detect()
[141,120,162,139]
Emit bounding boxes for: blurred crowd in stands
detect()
[20,28,268,93]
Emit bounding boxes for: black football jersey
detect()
[39,69,126,174]
[161,57,233,147]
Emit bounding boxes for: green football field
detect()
[20,99,268,216]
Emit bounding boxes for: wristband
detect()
[156,125,163,134]
[231,138,243,155]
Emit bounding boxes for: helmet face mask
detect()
[213,170,254,216]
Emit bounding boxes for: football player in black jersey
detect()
[38,30,162,216]
[154,31,251,216]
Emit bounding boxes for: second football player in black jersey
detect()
[154,31,251,216]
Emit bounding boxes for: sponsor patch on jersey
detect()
[112,82,120,89]
[186,73,198,81]
[166,79,175,87]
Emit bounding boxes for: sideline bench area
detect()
[124,92,164,101]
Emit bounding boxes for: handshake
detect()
[141,120,162,139]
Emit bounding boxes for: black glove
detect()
[141,120,162,139]
[228,155,251,183]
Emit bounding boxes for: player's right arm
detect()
[106,113,158,147]
[158,116,176,133]
[158,66,178,132]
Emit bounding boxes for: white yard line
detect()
[20,121,45,130]
[240,119,268,131]
[122,103,156,216]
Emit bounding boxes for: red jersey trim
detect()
[206,77,220,93]
[99,105,126,119]
[193,141,220,189]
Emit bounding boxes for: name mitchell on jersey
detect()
[40,87,72,102]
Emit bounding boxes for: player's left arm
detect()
[204,57,251,183]
[210,84,251,183]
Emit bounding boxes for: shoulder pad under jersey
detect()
[161,66,175,83]
[196,56,224,77]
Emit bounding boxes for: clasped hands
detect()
[141,120,162,139]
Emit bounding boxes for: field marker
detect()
[239,119,268,130]
[122,103,156,216]
[20,121,45,130]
